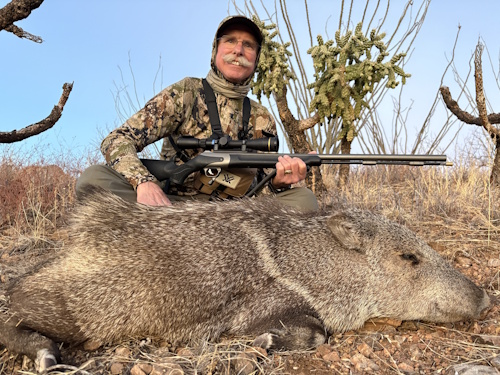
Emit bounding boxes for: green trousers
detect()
[76,164,319,211]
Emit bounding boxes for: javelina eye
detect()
[400,253,420,265]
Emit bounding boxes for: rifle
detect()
[140,136,452,197]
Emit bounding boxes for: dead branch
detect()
[4,23,42,43]
[440,41,500,187]
[440,86,500,130]
[0,82,73,143]
[474,44,499,139]
[0,0,44,42]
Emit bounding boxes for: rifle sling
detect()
[202,78,250,140]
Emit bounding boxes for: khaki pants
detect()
[76,164,319,211]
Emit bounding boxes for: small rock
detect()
[316,343,333,357]
[351,353,380,372]
[397,362,414,373]
[323,350,341,362]
[110,362,125,375]
[133,363,153,374]
[357,342,373,357]
[176,347,193,357]
[130,364,147,375]
[83,339,102,351]
[115,347,132,357]
[141,364,154,373]
[232,353,257,375]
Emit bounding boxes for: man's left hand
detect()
[272,155,308,188]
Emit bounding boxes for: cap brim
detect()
[217,16,263,45]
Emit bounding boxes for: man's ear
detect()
[326,212,364,253]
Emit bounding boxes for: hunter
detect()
[76,15,318,211]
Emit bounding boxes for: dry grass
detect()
[321,161,499,253]
[0,150,499,374]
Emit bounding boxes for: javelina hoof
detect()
[251,323,326,351]
[35,348,58,373]
[252,333,276,349]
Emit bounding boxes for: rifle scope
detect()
[175,136,279,152]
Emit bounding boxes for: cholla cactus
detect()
[251,16,295,101]
[308,22,410,142]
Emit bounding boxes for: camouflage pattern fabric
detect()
[101,77,276,195]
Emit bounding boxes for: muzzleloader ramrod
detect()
[140,136,452,196]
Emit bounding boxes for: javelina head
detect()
[326,209,490,325]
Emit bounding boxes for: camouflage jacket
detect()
[101,77,276,193]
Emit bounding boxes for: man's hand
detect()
[136,181,172,206]
[272,155,309,188]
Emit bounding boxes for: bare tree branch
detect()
[4,23,42,42]
[440,86,500,131]
[440,41,500,187]
[0,0,44,42]
[0,83,74,143]
[475,44,499,137]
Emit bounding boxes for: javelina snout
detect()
[332,211,491,325]
[0,189,490,372]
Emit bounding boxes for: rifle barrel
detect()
[314,154,450,166]
[224,152,451,167]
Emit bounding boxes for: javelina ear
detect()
[326,213,364,253]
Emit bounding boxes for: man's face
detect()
[215,27,258,84]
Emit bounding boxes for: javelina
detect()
[0,189,490,372]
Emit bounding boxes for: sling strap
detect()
[240,94,251,140]
[202,78,251,140]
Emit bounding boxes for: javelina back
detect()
[0,189,490,371]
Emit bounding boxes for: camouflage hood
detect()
[206,15,262,98]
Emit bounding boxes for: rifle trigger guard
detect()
[204,167,221,185]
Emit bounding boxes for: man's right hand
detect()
[136,181,172,206]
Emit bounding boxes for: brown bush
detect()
[0,162,76,232]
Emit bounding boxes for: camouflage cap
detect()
[210,15,263,84]
[216,15,263,45]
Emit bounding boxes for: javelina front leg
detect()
[251,314,327,351]
[0,318,61,372]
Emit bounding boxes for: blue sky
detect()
[1,1,499,162]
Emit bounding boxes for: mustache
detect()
[222,54,253,67]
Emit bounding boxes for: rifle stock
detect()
[140,151,452,186]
